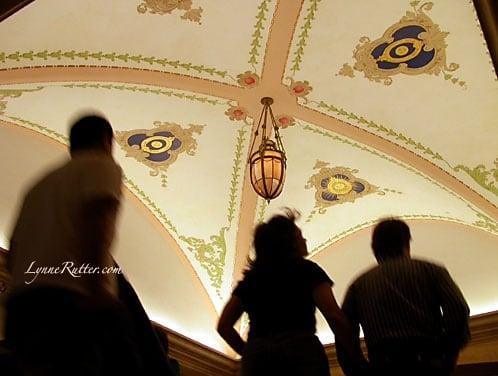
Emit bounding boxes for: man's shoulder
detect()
[70,153,121,173]
[348,264,380,288]
[301,258,320,269]
[407,257,445,272]
[24,160,69,197]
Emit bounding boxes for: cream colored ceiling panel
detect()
[284,0,498,204]
[258,120,498,255]
[1,0,497,356]
[0,124,65,241]
[0,0,276,83]
[0,124,228,352]
[312,221,498,344]
[114,199,232,354]
[0,82,249,309]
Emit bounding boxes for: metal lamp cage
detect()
[248,97,287,201]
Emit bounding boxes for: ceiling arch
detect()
[1,0,497,356]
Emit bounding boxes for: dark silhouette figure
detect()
[116,270,175,376]
[217,209,364,376]
[337,218,470,376]
[5,115,142,375]
[153,325,181,376]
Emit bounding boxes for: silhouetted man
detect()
[338,218,470,376]
[6,115,140,375]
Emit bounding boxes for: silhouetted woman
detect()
[217,209,363,376]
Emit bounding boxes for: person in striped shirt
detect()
[338,218,470,376]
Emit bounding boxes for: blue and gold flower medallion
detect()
[116,121,204,186]
[339,2,464,87]
[305,161,377,215]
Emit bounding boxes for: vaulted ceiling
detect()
[1,0,497,357]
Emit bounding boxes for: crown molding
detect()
[162,311,498,376]
[468,311,498,345]
[156,326,238,376]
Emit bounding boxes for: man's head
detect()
[371,218,411,263]
[69,115,114,156]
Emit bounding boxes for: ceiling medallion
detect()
[116,121,204,187]
[248,97,287,202]
[305,161,378,220]
[338,1,465,87]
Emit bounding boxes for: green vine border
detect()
[227,127,248,224]
[4,115,69,144]
[62,83,224,105]
[256,198,269,224]
[310,100,498,198]
[299,121,498,236]
[308,214,482,256]
[0,87,44,114]
[289,0,321,75]
[454,162,498,197]
[0,50,231,80]
[249,0,273,71]
[313,100,449,166]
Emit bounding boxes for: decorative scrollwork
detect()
[338,1,465,87]
[115,121,204,187]
[137,0,203,24]
[304,161,379,221]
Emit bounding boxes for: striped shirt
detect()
[342,257,470,353]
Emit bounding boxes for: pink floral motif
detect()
[225,105,248,122]
[288,80,312,97]
[275,115,295,129]
[237,71,260,88]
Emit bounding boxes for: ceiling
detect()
[0,0,497,357]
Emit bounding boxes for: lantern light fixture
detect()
[248,97,287,202]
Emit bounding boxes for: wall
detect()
[165,311,498,376]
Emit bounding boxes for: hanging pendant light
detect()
[248,97,287,202]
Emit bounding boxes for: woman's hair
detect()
[246,208,302,272]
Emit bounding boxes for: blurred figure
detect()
[1,247,9,335]
[5,115,141,375]
[153,325,181,376]
[338,218,470,376]
[116,270,175,376]
[217,209,365,376]
[1,249,17,376]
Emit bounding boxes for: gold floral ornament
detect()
[137,0,203,24]
[115,121,204,187]
[237,71,260,89]
[338,1,465,87]
[454,157,498,197]
[274,115,295,129]
[0,87,43,115]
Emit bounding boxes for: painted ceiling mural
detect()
[0,0,497,356]
[285,0,498,205]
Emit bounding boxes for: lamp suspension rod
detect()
[262,103,269,142]
[267,104,285,155]
[248,102,266,163]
